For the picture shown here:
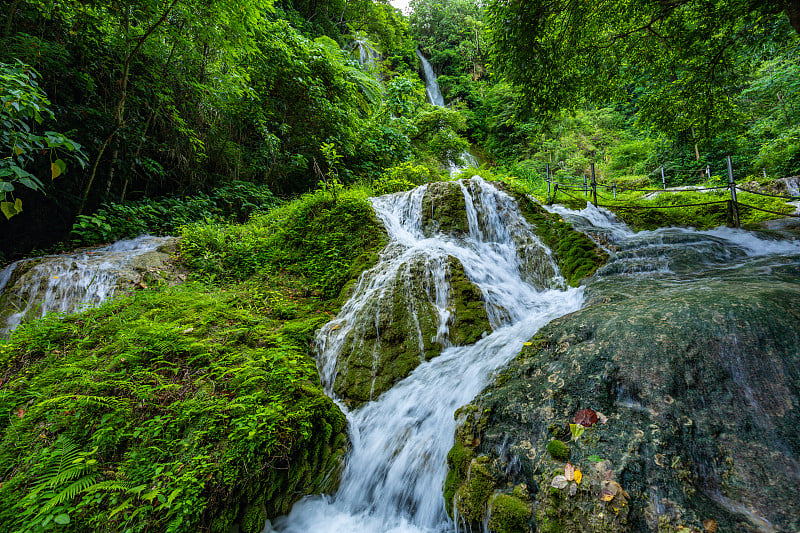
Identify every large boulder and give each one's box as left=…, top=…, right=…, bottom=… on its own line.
left=446, top=244, right=800, bottom=532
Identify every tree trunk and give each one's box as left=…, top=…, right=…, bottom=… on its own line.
left=3, top=0, right=22, bottom=38
left=787, top=0, right=800, bottom=34
left=76, top=0, right=180, bottom=216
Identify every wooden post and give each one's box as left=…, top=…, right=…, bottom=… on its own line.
left=706, top=165, right=711, bottom=180
left=591, top=163, right=597, bottom=207
left=763, top=169, right=767, bottom=178
left=584, top=175, right=588, bottom=197
left=613, top=183, right=616, bottom=199
left=546, top=163, right=551, bottom=203
left=727, top=155, right=739, bottom=228
left=553, top=184, right=559, bottom=203
left=661, top=165, right=666, bottom=189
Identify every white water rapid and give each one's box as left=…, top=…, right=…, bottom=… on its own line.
left=268, top=178, right=583, bottom=533
left=0, top=235, right=174, bottom=335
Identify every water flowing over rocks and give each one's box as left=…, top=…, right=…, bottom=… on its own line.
left=269, top=177, right=592, bottom=532
left=0, top=235, right=180, bottom=335
left=446, top=205, right=800, bottom=533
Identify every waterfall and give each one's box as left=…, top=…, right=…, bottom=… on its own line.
left=268, top=177, right=584, bottom=532
left=415, top=49, right=479, bottom=174
left=416, top=49, right=445, bottom=107
left=0, top=235, right=175, bottom=335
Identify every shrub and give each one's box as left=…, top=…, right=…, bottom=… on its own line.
left=71, top=182, right=279, bottom=246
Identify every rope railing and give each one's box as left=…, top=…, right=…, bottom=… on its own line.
left=738, top=202, right=800, bottom=218
left=542, top=156, right=799, bottom=228
left=735, top=186, right=800, bottom=201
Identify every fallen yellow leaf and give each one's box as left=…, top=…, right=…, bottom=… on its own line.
left=523, top=341, right=532, bottom=346
left=574, top=468, right=582, bottom=484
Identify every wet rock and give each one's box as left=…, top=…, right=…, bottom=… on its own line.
left=446, top=276, right=800, bottom=532
left=332, top=255, right=491, bottom=406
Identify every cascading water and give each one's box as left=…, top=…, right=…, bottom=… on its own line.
left=415, top=50, right=478, bottom=174
left=268, top=177, right=584, bottom=532
left=546, top=202, right=800, bottom=276
left=0, top=235, right=174, bottom=335
left=416, top=50, right=445, bottom=108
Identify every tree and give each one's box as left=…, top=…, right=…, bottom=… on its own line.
left=486, top=0, right=799, bottom=141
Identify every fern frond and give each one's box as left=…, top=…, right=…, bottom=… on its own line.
left=82, top=480, right=132, bottom=494
left=38, top=473, right=98, bottom=515
left=48, top=463, right=93, bottom=488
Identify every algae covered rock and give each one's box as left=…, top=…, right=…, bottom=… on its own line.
left=420, top=180, right=470, bottom=237
left=445, top=271, right=800, bottom=532
left=330, top=255, right=491, bottom=406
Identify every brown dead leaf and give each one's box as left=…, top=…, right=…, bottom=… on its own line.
left=573, top=408, right=598, bottom=427
left=599, top=488, right=615, bottom=501
left=16, top=408, right=24, bottom=418
left=703, top=519, right=718, bottom=533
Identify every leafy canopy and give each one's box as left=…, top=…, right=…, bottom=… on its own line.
left=486, top=0, right=799, bottom=140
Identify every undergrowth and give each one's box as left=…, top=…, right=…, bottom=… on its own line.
left=179, top=187, right=387, bottom=299
left=0, top=186, right=388, bottom=532
left=71, top=182, right=280, bottom=247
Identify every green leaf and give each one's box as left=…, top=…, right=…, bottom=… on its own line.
left=1, top=199, right=21, bottom=219
left=569, top=423, right=585, bottom=440
left=587, top=455, right=604, bottom=462
left=53, top=514, right=70, bottom=525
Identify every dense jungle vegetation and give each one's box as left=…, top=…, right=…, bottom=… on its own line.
left=2, top=0, right=798, bottom=261
left=1, top=0, right=800, bottom=530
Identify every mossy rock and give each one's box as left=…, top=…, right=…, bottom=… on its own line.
left=332, top=255, right=491, bottom=406
left=420, top=180, right=470, bottom=237
left=446, top=255, right=800, bottom=531
left=546, top=439, right=570, bottom=461
left=488, top=493, right=532, bottom=533
left=454, top=461, right=495, bottom=523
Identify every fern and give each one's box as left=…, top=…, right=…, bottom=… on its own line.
left=10, top=436, right=109, bottom=529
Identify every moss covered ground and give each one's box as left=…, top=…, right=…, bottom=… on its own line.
left=0, top=188, right=387, bottom=532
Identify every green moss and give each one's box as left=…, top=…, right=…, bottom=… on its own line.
left=444, top=442, right=475, bottom=516
left=448, top=257, right=492, bottom=345
left=488, top=493, right=532, bottom=533
left=500, top=183, right=607, bottom=286
left=547, top=439, right=570, bottom=461
left=420, top=180, right=470, bottom=237
left=240, top=497, right=268, bottom=533
left=454, top=461, right=495, bottom=523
